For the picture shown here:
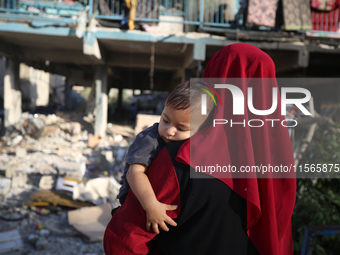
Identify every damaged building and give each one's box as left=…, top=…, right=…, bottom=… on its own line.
left=1, top=0, right=340, bottom=254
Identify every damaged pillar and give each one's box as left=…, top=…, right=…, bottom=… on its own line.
left=65, top=77, right=71, bottom=111
left=4, top=58, right=21, bottom=127
left=94, top=65, right=108, bottom=137
left=117, top=84, right=123, bottom=112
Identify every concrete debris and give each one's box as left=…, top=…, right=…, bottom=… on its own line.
left=87, top=134, right=101, bottom=148
left=41, top=125, right=61, bottom=137
left=11, top=172, right=28, bottom=189
left=15, top=146, right=27, bottom=157
left=106, top=123, right=134, bottom=138
left=56, top=177, right=82, bottom=193
left=134, top=113, right=161, bottom=136
left=56, top=160, right=86, bottom=180
left=41, top=114, right=61, bottom=125
left=0, top=111, right=137, bottom=254
left=68, top=203, right=112, bottom=242
left=39, top=175, right=55, bottom=190
left=5, top=164, right=17, bottom=178
left=8, top=135, right=23, bottom=146
left=0, top=229, right=23, bottom=254
left=73, top=177, right=120, bottom=206
left=22, top=114, right=45, bottom=139
left=35, top=237, right=47, bottom=250
left=27, top=234, right=38, bottom=245
left=59, top=122, right=82, bottom=136
left=0, top=178, right=11, bottom=196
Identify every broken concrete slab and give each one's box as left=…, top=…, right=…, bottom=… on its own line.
left=0, top=178, right=11, bottom=196
left=72, top=177, right=120, bottom=205
left=15, top=146, right=27, bottom=157
left=39, top=175, right=55, bottom=190
left=59, top=122, right=82, bottom=136
left=5, top=164, right=16, bottom=178
left=106, top=123, right=134, bottom=138
left=41, top=125, right=61, bottom=137
left=56, top=160, right=86, bottom=180
left=11, top=172, right=28, bottom=189
left=67, top=203, right=112, bottom=242
left=0, top=229, right=23, bottom=254
left=134, top=113, right=160, bottom=136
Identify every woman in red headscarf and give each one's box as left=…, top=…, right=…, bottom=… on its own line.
left=103, top=43, right=296, bottom=255
left=188, top=43, right=296, bottom=254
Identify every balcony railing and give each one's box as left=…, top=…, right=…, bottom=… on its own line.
left=90, top=0, right=242, bottom=29
left=0, top=0, right=86, bottom=15
left=1, top=0, right=340, bottom=37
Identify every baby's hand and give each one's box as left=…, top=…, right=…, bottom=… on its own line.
left=145, top=200, right=178, bottom=234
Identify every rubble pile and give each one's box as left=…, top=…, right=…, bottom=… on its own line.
left=0, top=112, right=136, bottom=255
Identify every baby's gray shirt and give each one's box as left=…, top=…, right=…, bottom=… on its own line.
left=117, top=123, right=166, bottom=202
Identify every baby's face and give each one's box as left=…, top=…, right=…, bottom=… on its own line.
left=158, top=105, right=194, bottom=143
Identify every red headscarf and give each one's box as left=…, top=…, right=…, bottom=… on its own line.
left=177, top=43, right=296, bottom=255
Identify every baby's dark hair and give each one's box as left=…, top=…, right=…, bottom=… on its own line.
left=166, top=81, right=214, bottom=115
left=165, top=80, right=215, bottom=132
left=166, top=81, right=191, bottom=110
left=166, top=81, right=206, bottom=111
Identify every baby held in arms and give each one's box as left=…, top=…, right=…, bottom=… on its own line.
left=116, top=80, right=214, bottom=234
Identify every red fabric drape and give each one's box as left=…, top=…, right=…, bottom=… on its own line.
left=177, top=43, right=296, bottom=255
left=104, top=148, right=181, bottom=255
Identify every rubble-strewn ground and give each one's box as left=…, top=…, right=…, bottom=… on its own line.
left=0, top=211, right=105, bottom=255
left=0, top=111, right=136, bottom=255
